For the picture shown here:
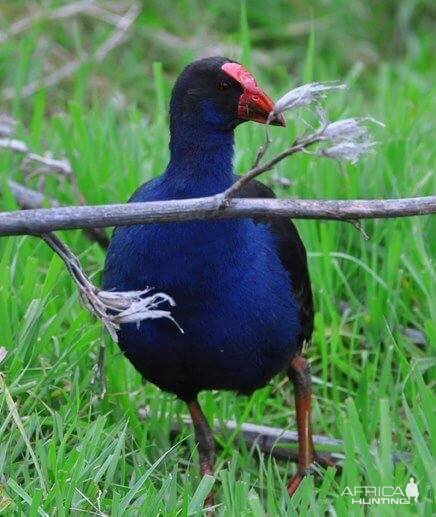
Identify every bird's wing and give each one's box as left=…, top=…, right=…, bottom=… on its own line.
left=127, top=176, right=162, bottom=203
left=238, top=179, right=314, bottom=346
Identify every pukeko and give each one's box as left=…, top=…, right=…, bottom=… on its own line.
left=103, top=56, right=329, bottom=498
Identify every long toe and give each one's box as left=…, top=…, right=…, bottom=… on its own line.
left=204, top=491, right=215, bottom=516
left=287, top=472, right=305, bottom=496
left=287, top=454, right=340, bottom=496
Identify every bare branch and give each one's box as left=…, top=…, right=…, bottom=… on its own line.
left=6, top=179, right=59, bottom=208
left=0, top=113, right=432, bottom=239
left=0, top=137, right=28, bottom=154
left=39, top=233, right=180, bottom=342
left=347, top=218, right=370, bottom=240
left=0, top=195, right=435, bottom=238
left=222, top=135, right=320, bottom=204
left=1, top=120, right=108, bottom=247
left=0, top=137, right=72, bottom=176
left=187, top=416, right=343, bottom=448
left=4, top=180, right=109, bottom=247
left=0, top=0, right=92, bottom=44
left=222, top=117, right=383, bottom=204
left=251, top=125, right=272, bottom=169
left=169, top=416, right=410, bottom=466
left=2, top=2, right=141, bottom=101
left=94, top=3, right=141, bottom=61
left=0, top=0, right=133, bottom=45
left=0, top=114, right=16, bottom=137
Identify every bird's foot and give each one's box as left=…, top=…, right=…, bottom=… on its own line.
left=200, top=462, right=215, bottom=514
left=200, top=467, right=215, bottom=509
left=287, top=463, right=318, bottom=496
left=287, top=454, right=339, bottom=496
left=200, top=474, right=215, bottom=516
left=287, top=470, right=305, bottom=496
left=204, top=494, right=215, bottom=517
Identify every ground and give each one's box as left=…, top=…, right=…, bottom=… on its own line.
left=0, top=1, right=434, bottom=515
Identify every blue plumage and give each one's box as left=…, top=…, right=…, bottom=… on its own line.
left=102, top=57, right=327, bottom=498
left=103, top=57, right=303, bottom=401
left=103, top=126, right=301, bottom=401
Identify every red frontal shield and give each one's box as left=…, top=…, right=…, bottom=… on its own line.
left=221, top=62, right=285, bottom=126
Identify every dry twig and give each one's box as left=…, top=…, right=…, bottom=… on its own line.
left=0, top=137, right=72, bottom=176
left=40, top=232, right=180, bottom=343
left=39, top=232, right=180, bottom=397
left=0, top=195, right=435, bottom=238
left=168, top=416, right=410, bottom=467
left=0, top=114, right=16, bottom=137
left=0, top=0, right=134, bottom=44
left=4, top=179, right=109, bottom=247
left=223, top=84, right=383, bottom=205
left=2, top=2, right=141, bottom=100
left=1, top=81, right=434, bottom=375
left=222, top=134, right=321, bottom=204
left=0, top=122, right=109, bottom=246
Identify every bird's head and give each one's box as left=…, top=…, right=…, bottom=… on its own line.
left=169, top=56, right=285, bottom=133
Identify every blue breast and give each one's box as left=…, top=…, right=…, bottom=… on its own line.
left=103, top=122, right=301, bottom=400
left=103, top=175, right=301, bottom=400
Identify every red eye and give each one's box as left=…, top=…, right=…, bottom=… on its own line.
left=218, top=80, right=231, bottom=91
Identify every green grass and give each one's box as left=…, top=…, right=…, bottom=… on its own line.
left=0, top=1, right=435, bottom=515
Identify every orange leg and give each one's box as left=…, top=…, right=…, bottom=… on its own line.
left=287, top=354, right=329, bottom=495
left=187, top=400, right=215, bottom=510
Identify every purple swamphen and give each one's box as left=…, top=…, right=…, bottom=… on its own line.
left=103, top=56, right=332, bottom=500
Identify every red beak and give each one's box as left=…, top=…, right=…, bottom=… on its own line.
left=221, top=62, right=285, bottom=126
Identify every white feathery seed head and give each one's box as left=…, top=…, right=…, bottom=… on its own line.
left=321, top=117, right=385, bottom=143
left=320, top=141, right=378, bottom=164
left=271, top=82, right=347, bottom=118
left=318, top=117, right=384, bottom=163
left=97, top=289, right=183, bottom=333
left=0, top=138, right=28, bottom=153
left=0, top=113, right=16, bottom=137
left=0, top=346, right=7, bottom=365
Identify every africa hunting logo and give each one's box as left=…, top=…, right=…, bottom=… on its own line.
left=341, top=478, right=420, bottom=505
